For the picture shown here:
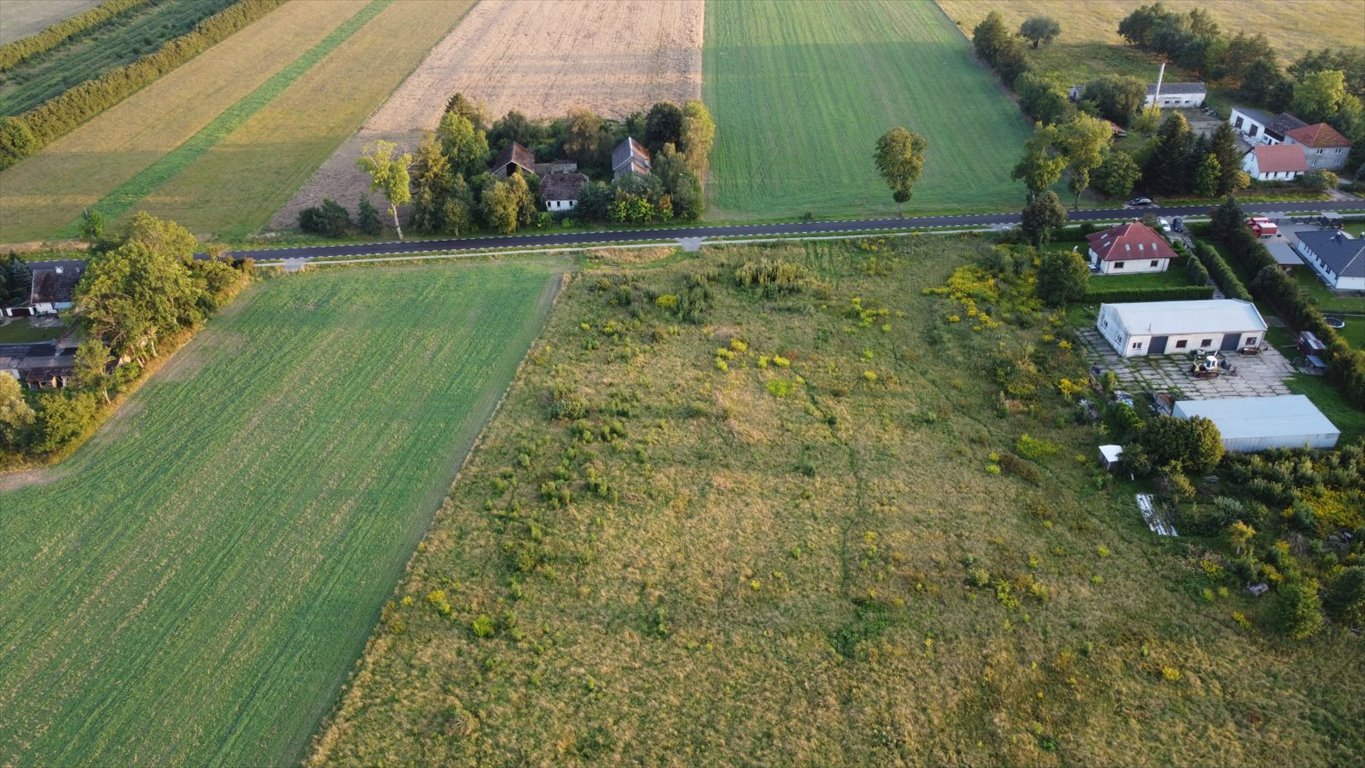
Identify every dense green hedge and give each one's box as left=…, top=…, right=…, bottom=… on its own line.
left=1191, top=241, right=1253, bottom=301
left=0, top=0, right=150, bottom=72
left=1208, top=198, right=1365, bottom=408
left=0, top=0, right=284, bottom=170
left=1085, top=285, right=1215, bottom=302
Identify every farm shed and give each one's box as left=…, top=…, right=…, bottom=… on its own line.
left=1096, top=299, right=1267, bottom=358
left=1172, top=395, right=1339, bottom=452
left=1294, top=230, right=1365, bottom=291
left=490, top=142, right=537, bottom=178
left=1144, top=81, right=1205, bottom=108
left=612, top=137, right=651, bottom=179
left=1263, top=239, right=1303, bottom=270
left=540, top=172, right=588, bottom=212
left=1086, top=222, right=1176, bottom=274
left=1098, top=444, right=1124, bottom=470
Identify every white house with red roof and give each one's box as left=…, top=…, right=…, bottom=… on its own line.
left=1242, top=143, right=1308, bottom=181
left=1284, top=122, right=1353, bottom=171
left=1085, top=222, right=1178, bottom=275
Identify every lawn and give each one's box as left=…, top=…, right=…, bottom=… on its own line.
left=0, top=0, right=235, bottom=116
left=0, top=317, right=68, bottom=343
left=1264, top=326, right=1365, bottom=444
left=308, top=237, right=1363, bottom=766
left=702, top=0, right=1032, bottom=220
left=138, top=0, right=474, bottom=240
left=0, top=0, right=369, bottom=244
left=0, top=259, right=561, bottom=766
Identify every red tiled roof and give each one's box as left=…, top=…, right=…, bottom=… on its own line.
left=1086, top=222, right=1178, bottom=262
left=1252, top=143, right=1308, bottom=173
left=1286, top=122, right=1352, bottom=149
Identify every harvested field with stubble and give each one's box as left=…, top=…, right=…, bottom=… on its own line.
left=0, top=260, right=562, bottom=767
left=308, top=238, right=1363, bottom=766
left=0, top=0, right=102, bottom=45
left=0, top=0, right=366, bottom=243
left=272, top=0, right=703, bottom=229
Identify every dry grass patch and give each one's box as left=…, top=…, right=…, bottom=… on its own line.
left=141, top=0, right=473, bottom=239
left=0, top=0, right=366, bottom=244
left=272, top=0, right=702, bottom=229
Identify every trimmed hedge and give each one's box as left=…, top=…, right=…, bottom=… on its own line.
left=1191, top=241, right=1253, bottom=301
left=1085, top=285, right=1215, bottom=303
left=0, top=0, right=150, bottom=72
left=0, top=0, right=285, bottom=170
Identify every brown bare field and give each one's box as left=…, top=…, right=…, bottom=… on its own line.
left=271, top=0, right=703, bottom=229
left=0, top=0, right=102, bottom=45
left=0, top=1, right=366, bottom=244
left=936, top=1, right=1365, bottom=63
left=141, top=0, right=473, bottom=239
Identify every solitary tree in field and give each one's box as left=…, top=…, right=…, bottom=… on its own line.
left=1019, top=16, right=1061, bottom=48
left=873, top=127, right=927, bottom=209
left=357, top=140, right=413, bottom=240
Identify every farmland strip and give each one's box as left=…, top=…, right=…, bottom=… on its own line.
left=0, top=0, right=150, bottom=70
left=72, top=0, right=392, bottom=234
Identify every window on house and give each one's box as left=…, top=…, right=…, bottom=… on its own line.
left=1246, top=337, right=1257, bottom=346
left=1113, top=261, right=1125, bottom=269
left=1131, top=342, right=1143, bottom=349
left=1150, top=260, right=1159, bottom=267
left=1200, top=338, right=1213, bottom=347
left=1175, top=340, right=1188, bottom=349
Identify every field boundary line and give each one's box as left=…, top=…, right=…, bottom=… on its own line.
left=67, top=0, right=393, bottom=235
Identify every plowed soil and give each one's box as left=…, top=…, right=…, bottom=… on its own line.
left=271, top=0, right=703, bottom=229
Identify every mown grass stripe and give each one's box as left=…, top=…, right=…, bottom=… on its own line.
left=67, top=0, right=390, bottom=235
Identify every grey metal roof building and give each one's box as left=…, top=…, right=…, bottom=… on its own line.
left=1172, top=395, right=1340, bottom=452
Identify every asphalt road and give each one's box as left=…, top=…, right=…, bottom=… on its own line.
left=225, top=199, right=1363, bottom=262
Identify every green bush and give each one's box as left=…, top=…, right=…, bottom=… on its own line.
left=1083, top=285, right=1215, bottom=302
left=35, top=391, right=101, bottom=453
left=298, top=199, right=353, bottom=237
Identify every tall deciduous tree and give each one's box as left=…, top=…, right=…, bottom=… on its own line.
left=74, top=339, right=113, bottom=402
left=644, top=102, right=684, bottom=154
left=76, top=236, right=198, bottom=359
left=1019, top=16, right=1061, bottom=48
left=481, top=179, right=521, bottom=234
left=444, top=92, right=487, bottom=130
left=873, top=127, right=927, bottom=207
left=1094, top=149, right=1141, bottom=198
left=1020, top=190, right=1068, bottom=247
left=1012, top=123, right=1066, bottom=197
left=679, top=100, right=716, bottom=176
left=1035, top=245, right=1088, bottom=305
left=972, top=11, right=1013, bottom=63
left=1057, top=113, right=1113, bottom=207
left=1015, top=72, right=1074, bottom=125
left=436, top=112, right=490, bottom=178
left=562, top=107, right=606, bottom=168
left=0, top=372, right=35, bottom=450
left=1083, top=75, right=1147, bottom=126
left=1292, top=69, right=1348, bottom=123
left=357, top=140, right=413, bottom=240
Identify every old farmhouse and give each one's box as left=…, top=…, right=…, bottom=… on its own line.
left=1242, top=143, right=1307, bottom=181
left=1086, top=222, right=1177, bottom=274
left=490, top=142, right=537, bottom=178
left=540, top=172, right=588, bottom=212
left=1284, top=123, right=1353, bottom=171
left=2, top=259, right=85, bottom=318
left=1096, top=299, right=1267, bottom=358
left=1294, top=230, right=1365, bottom=291
left=612, top=137, right=651, bottom=179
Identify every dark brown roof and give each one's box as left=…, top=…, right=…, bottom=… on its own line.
left=1086, top=223, right=1178, bottom=262
left=1267, top=112, right=1308, bottom=135
left=29, top=260, right=85, bottom=304
left=490, top=142, right=536, bottom=173
left=540, top=172, right=588, bottom=202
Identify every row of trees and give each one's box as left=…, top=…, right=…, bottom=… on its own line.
left=347, top=96, right=716, bottom=239
left=2, top=214, right=251, bottom=458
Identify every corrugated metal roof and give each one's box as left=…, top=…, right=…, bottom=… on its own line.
left=1147, top=82, right=1205, bottom=95
left=1103, top=299, right=1267, bottom=336
left=1173, top=395, right=1339, bottom=444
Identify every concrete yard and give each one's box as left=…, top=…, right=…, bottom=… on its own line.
left=1080, top=328, right=1295, bottom=398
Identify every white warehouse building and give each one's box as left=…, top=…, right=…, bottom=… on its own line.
left=1096, top=299, right=1267, bottom=358
left=1173, top=395, right=1340, bottom=452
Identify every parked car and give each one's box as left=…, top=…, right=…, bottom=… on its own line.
left=1157, top=217, right=1171, bottom=233
left=1172, top=217, right=1184, bottom=233
left=1127, top=197, right=1155, bottom=207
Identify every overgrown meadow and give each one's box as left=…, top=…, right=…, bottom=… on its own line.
left=312, top=237, right=1363, bottom=766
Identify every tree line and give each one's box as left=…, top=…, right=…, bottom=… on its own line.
left=0, top=0, right=286, bottom=171
left=324, top=95, right=716, bottom=241
left=1, top=213, right=251, bottom=460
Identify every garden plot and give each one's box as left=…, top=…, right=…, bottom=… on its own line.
left=271, top=0, right=703, bottom=229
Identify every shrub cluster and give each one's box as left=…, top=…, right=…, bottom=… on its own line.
left=1190, top=240, right=1252, bottom=301
left=1083, top=285, right=1215, bottom=303
left=0, top=0, right=285, bottom=169
left=0, top=0, right=150, bottom=71
left=734, top=259, right=811, bottom=298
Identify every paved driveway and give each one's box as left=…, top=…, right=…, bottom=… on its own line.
left=1080, top=329, right=1294, bottom=399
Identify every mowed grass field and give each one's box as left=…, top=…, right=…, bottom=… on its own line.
left=0, top=0, right=367, bottom=243
left=703, top=0, right=1032, bottom=220
left=0, top=260, right=561, bottom=766
left=139, top=0, right=474, bottom=240
left=0, top=0, right=236, bottom=115
left=937, top=1, right=1365, bottom=85
left=310, top=240, right=1363, bottom=766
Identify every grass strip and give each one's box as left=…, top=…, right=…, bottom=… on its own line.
left=70, top=0, right=390, bottom=234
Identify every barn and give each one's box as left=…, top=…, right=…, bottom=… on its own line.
left=490, top=142, right=537, bottom=178
left=1172, top=395, right=1339, bottom=452
left=1095, top=299, right=1267, bottom=357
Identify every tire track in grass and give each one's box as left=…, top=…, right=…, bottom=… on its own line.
left=66, top=0, right=391, bottom=235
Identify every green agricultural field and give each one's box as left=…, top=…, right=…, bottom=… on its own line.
left=0, top=260, right=561, bottom=766
left=703, top=0, right=1032, bottom=220
left=0, top=0, right=235, bottom=115
left=310, top=239, right=1364, bottom=766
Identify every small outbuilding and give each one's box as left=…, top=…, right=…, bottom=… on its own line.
left=1085, top=222, right=1177, bottom=274
left=1144, top=82, right=1206, bottom=108
left=1294, top=230, right=1365, bottom=291
left=1096, top=299, right=1267, bottom=357
left=490, top=142, right=537, bottom=179
left=1263, top=239, right=1303, bottom=271
left=1172, top=395, right=1340, bottom=452
left=1098, top=444, right=1124, bottom=470
left=611, top=137, right=651, bottom=179
left=540, top=172, right=588, bottom=212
